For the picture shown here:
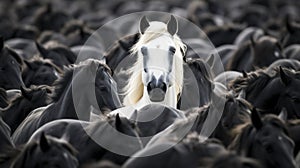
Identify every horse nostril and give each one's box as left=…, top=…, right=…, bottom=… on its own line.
left=147, top=82, right=154, bottom=92
left=160, top=82, right=167, bottom=92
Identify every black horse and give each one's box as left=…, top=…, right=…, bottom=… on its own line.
left=27, top=114, right=142, bottom=165
left=1, top=85, right=52, bottom=132
left=212, top=94, right=252, bottom=146
left=0, top=133, right=78, bottom=168
left=124, top=135, right=227, bottom=168
left=0, top=37, right=25, bottom=89
left=281, top=18, right=300, bottom=47
left=229, top=108, right=296, bottom=168
left=230, top=67, right=300, bottom=119
left=184, top=58, right=214, bottom=108
left=22, top=57, right=62, bottom=87
left=12, top=59, right=122, bottom=145
left=227, top=35, right=284, bottom=72
left=104, top=33, right=139, bottom=71
left=36, top=42, right=76, bottom=69
left=128, top=104, right=185, bottom=146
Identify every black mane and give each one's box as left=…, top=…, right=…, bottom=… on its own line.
left=51, top=60, right=112, bottom=102
left=230, top=67, right=299, bottom=94
left=25, top=56, right=62, bottom=73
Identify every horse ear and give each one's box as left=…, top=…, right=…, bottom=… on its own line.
left=20, top=86, right=33, bottom=100
left=242, top=71, right=247, bottom=78
left=35, top=42, right=48, bottom=57
left=119, top=39, right=131, bottom=50
left=89, top=60, right=98, bottom=72
left=24, top=60, right=34, bottom=70
left=286, top=17, right=294, bottom=34
left=238, top=90, right=246, bottom=99
left=279, top=66, right=291, bottom=86
left=139, top=16, right=150, bottom=34
left=40, top=132, right=50, bottom=152
left=206, top=54, right=214, bottom=67
left=167, top=15, right=178, bottom=36
left=131, top=110, right=138, bottom=122
left=115, top=113, right=122, bottom=131
left=250, top=36, right=256, bottom=47
left=0, top=36, right=3, bottom=50
left=79, top=27, right=85, bottom=38
left=279, top=108, right=288, bottom=121
left=251, top=108, right=263, bottom=130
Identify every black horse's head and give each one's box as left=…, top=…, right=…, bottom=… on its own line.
left=186, top=58, right=214, bottom=107
left=94, top=61, right=123, bottom=111
left=277, top=67, right=300, bottom=118
left=234, top=108, right=296, bottom=168
left=213, top=95, right=252, bottom=146
left=0, top=38, right=24, bottom=89
left=11, top=133, right=78, bottom=168
left=251, top=36, right=284, bottom=68
left=2, top=85, right=52, bottom=132
left=23, top=57, right=62, bottom=87
left=281, top=18, right=300, bottom=47
left=36, top=42, right=76, bottom=69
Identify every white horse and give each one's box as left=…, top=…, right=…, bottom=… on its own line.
left=110, top=15, right=186, bottom=118
left=124, top=15, right=186, bottom=110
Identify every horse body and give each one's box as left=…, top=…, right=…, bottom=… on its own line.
left=12, top=60, right=122, bottom=145
left=28, top=116, right=142, bottom=165
left=1, top=133, right=78, bottom=168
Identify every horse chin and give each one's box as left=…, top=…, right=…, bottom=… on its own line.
left=148, top=88, right=166, bottom=102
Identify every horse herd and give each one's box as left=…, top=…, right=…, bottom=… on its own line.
left=1, top=0, right=300, bottom=168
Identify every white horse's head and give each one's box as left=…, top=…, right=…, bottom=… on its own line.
left=123, top=15, right=186, bottom=107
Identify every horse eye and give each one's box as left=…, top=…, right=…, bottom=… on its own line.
left=169, top=47, right=176, bottom=54
left=99, top=86, right=107, bottom=92
left=11, top=60, right=15, bottom=65
left=264, top=144, right=273, bottom=153
left=274, top=51, right=280, bottom=58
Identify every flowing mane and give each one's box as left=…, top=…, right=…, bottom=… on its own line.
left=51, top=59, right=111, bottom=102
left=123, top=21, right=186, bottom=106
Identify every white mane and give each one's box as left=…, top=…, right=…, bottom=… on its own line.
left=123, top=21, right=186, bottom=106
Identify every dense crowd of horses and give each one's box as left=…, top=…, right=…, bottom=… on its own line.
left=1, top=0, right=300, bottom=167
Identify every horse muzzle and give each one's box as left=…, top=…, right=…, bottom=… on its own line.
left=147, top=81, right=167, bottom=102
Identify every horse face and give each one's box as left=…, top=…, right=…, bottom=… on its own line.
left=140, top=37, right=176, bottom=102
left=276, top=68, right=300, bottom=118
left=20, top=136, right=78, bottom=168
left=252, top=37, right=284, bottom=68
left=251, top=123, right=296, bottom=168
left=0, top=47, right=24, bottom=89
left=280, top=75, right=300, bottom=118
left=215, top=98, right=251, bottom=146
left=23, top=62, right=59, bottom=87
left=95, top=66, right=122, bottom=110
